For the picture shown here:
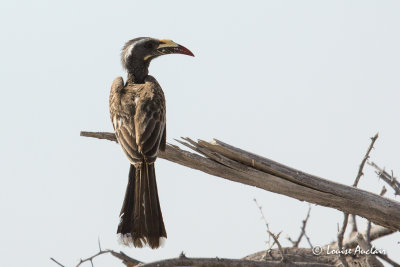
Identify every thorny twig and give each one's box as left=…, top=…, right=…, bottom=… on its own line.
left=267, top=231, right=288, bottom=263
left=353, top=133, right=379, bottom=187
left=253, top=198, right=271, bottom=247
left=76, top=250, right=111, bottom=267
left=253, top=198, right=288, bottom=262
left=368, top=161, right=400, bottom=196
left=337, top=133, right=378, bottom=267
left=51, top=240, right=141, bottom=267
left=288, top=205, right=312, bottom=248
left=303, top=232, right=313, bottom=248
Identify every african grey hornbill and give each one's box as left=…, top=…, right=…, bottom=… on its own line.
left=109, top=37, right=194, bottom=249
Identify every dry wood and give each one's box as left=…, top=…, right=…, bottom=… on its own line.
left=53, top=248, right=340, bottom=267
left=368, top=161, right=400, bottom=196
left=355, top=234, right=385, bottom=267
left=135, top=256, right=329, bottom=267
left=80, top=131, right=400, bottom=231
left=337, top=213, right=350, bottom=267
left=327, top=225, right=394, bottom=250
left=244, top=247, right=372, bottom=267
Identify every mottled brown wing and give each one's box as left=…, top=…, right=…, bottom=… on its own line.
left=109, top=76, right=142, bottom=163
left=160, top=124, right=166, bottom=151
left=134, top=87, right=166, bottom=163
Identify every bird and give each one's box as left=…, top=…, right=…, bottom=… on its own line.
left=109, top=37, right=194, bottom=249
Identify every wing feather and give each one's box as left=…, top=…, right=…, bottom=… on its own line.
left=143, top=121, right=162, bottom=154
left=110, top=75, right=165, bottom=164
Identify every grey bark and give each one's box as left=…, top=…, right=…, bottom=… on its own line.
left=80, top=131, right=400, bottom=231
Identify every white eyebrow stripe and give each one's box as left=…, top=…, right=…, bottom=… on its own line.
left=124, top=43, right=135, bottom=62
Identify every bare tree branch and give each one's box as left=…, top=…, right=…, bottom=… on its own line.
left=327, top=225, right=395, bottom=250
left=303, top=232, right=313, bottom=248
left=50, top=258, right=65, bottom=267
left=356, top=233, right=384, bottom=267
left=355, top=231, right=400, bottom=267
left=349, top=214, right=358, bottom=235
left=337, top=213, right=350, bottom=267
left=53, top=239, right=143, bottom=267
left=288, top=205, right=312, bottom=248
left=353, top=133, right=379, bottom=187
left=361, top=186, right=400, bottom=267
left=135, top=255, right=328, bottom=267
left=368, top=161, right=400, bottom=196
left=267, top=231, right=288, bottom=263
left=80, top=131, right=400, bottom=231
left=110, top=251, right=142, bottom=267
left=376, top=253, right=400, bottom=267
left=253, top=199, right=272, bottom=248
left=76, top=250, right=112, bottom=267
left=253, top=198, right=288, bottom=262
left=336, top=134, right=379, bottom=267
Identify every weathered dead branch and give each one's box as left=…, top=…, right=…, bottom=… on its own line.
left=327, top=225, right=395, bottom=250
left=53, top=247, right=376, bottom=267
left=80, top=131, right=400, bottom=231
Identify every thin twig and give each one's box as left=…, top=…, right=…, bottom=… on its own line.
left=337, top=213, right=350, bottom=267
left=267, top=231, right=288, bottom=263
left=368, top=161, right=400, bottom=196
left=365, top=221, right=372, bottom=245
left=253, top=198, right=271, bottom=247
left=75, top=250, right=142, bottom=267
left=357, top=232, right=400, bottom=267
left=353, top=133, right=379, bottom=187
left=304, top=232, right=313, bottom=248
left=349, top=214, right=358, bottom=234
left=253, top=199, right=288, bottom=262
left=326, top=225, right=395, bottom=250
left=76, top=250, right=111, bottom=267
left=380, top=186, right=387, bottom=197
left=356, top=234, right=385, bottom=267
left=98, top=237, right=101, bottom=252
left=50, top=258, right=65, bottom=267
left=376, top=254, right=400, bottom=267
left=288, top=205, right=312, bottom=248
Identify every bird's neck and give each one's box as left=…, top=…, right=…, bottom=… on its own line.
left=127, top=60, right=150, bottom=84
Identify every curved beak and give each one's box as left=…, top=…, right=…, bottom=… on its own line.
left=155, top=39, right=194, bottom=57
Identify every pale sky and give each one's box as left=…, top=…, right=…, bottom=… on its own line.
left=1, top=1, right=399, bottom=266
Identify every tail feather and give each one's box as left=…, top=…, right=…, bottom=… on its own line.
left=117, top=162, right=167, bottom=249
left=117, top=165, right=136, bottom=234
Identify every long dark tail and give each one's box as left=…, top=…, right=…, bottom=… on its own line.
left=117, top=162, right=167, bottom=249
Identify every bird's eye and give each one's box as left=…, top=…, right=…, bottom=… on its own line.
left=144, top=42, right=154, bottom=49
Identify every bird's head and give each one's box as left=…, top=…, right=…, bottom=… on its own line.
left=121, top=37, right=194, bottom=73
